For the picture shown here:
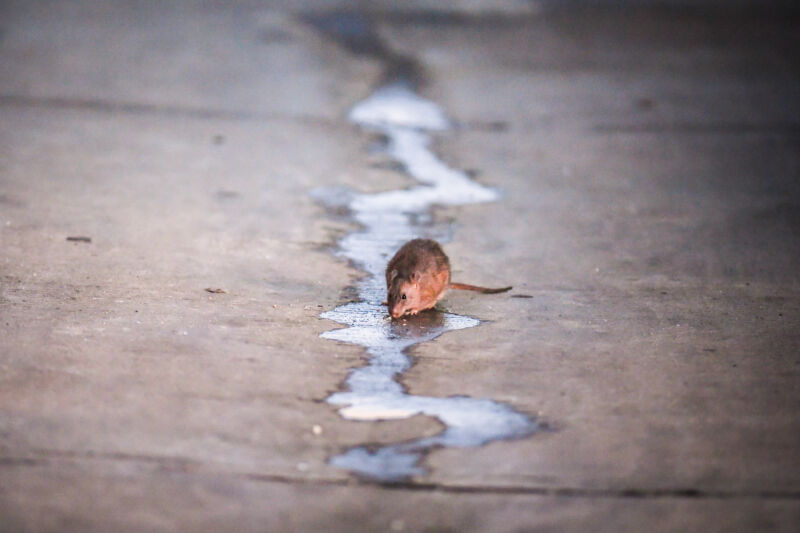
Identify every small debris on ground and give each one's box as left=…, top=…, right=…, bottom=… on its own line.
left=204, top=288, right=226, bottom=294
left=66, top=236, right=92, bottom=243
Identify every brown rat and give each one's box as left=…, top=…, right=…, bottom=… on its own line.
left=385, top=238, right=511, bottom=319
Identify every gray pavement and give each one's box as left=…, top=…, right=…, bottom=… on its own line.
left=1, top=1, right=799, bottom=532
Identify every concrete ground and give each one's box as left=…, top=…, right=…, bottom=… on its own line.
left=1, top=1, right=799, bottom=531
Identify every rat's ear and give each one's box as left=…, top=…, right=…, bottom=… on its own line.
left=389, top=269, right=398, bottom=283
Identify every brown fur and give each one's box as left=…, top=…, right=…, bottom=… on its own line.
left=385, top=239, right=511, bottom=319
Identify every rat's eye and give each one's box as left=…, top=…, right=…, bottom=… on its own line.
left=401, top=294, right=406, bottom=300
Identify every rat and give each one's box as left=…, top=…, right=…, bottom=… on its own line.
left=385, top=238, right=511, bottom=319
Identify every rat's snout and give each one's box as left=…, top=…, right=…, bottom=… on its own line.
left=388, top=299, right=406, bottom=319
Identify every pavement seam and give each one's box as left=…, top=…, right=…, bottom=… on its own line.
left=0, top=93, right=338, bottom=126
left=4, top=451, right=799, bottom=501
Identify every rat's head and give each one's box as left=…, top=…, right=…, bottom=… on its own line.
left=387, top=269, right=422, bottom=319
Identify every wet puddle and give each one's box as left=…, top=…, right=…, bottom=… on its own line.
left=314, top=83, right=539, bottom=482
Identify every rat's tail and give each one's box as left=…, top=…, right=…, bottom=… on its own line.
left=449, top=282, right=512, bottom=294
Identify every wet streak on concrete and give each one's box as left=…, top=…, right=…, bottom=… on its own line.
left=316, top=83, right=538, bottom=483
left=302, top=11, right=424, bottom=89
left=309, top=12, right=538, bottom=482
